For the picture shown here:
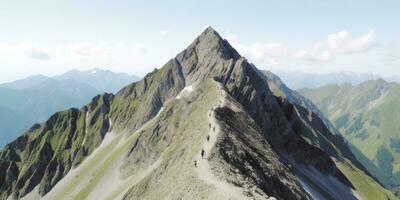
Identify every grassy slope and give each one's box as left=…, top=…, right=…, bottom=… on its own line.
left=1, top=58, right=185, bottom=199
left=44, top=80, right=220, bottom=199
left=298, top=80, right=400, bottom=194
left=338, top=160, right=398, bottom=200
left=268, top=78, right=397, bottom=199
left=0, top=93, right=113, bottom=199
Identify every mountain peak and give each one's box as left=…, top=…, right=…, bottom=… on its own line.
left=191, top=26, right=240, bottom=59
left=174, top=27, right=242, bottom=84
left=194, top=26, right=224, bottom=47
left=199, top=26, right=220, bottom=38
left=202, top=26, right=217, bottom=33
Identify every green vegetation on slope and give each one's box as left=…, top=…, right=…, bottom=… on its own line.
left=338, top=160, right=398, bottom=200
left=0, top=94, right=112, bottom=199
left=46, top=79, right=221, bottom=199
left=298, top=79, right=400, bottom=195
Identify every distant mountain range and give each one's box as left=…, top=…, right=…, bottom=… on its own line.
left=298, top=79, right=400, bottom=196
left=0, top=69, right=139, bottom=147
left=54, top=68, right=140, bottom=93
left=274, top=71, right=400, bottom=89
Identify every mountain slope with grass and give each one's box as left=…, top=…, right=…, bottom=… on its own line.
left=0, top=70, right=138, bottom=147
left=298, top=79, right=400, bottom=196
left=0, top=80, right=102, bottom=147
left=0, top=27, right=396, bottom=200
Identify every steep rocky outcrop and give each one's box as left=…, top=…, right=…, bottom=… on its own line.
left=173, top=27, right=357, bottom=186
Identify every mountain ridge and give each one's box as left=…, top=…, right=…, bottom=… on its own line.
left=274, top=70, right=399, bottom=89
left=0, top=27, right=396, bottom=200
left=54, top=68, right=139, bottom=93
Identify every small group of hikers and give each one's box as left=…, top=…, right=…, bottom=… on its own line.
left=194, top=134, right=211, bottom=168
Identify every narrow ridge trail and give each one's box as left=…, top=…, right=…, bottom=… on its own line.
left=194, top=84, right=244, bottom=200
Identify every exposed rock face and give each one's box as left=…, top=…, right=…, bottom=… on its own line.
left=173, top=27, right=356, bottom=186
left=0, top=94, right=113, bottom=199
left=111, top=59, right=186, bottom=133
left=212, top=105, right=310, bottom=200
left=0, top=27, right=396, bottom=200
left=262, top=70, right=370, bottom=177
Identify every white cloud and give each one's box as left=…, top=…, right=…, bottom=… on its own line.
left=295, top=42, right=333, bottom=62
left=25, top=48, right=51, bottom=60
left=0, top=42, right=52, bottom=60
left=131, top=44, right=147, bottom=54
left=0, top=41, right=150, bottom=76
left=159, top=30, right=169, bottom=36
left=327, top=30, right=377, bottom=53
left=68, top=42, right=147, bottom=59
left=296, top=30, right=377, bottom=62
left=247, top=42, right=288, bottom=60
left=224, top=33, right=288, bottom=66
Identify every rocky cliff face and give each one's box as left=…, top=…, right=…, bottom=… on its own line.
left=0, top=27, right=396, bottom=200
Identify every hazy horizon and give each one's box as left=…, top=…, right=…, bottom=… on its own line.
left=1, top=0, right=400, bottom=82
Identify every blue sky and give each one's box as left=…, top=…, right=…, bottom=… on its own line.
left=1, top=0, right=399, bottom=83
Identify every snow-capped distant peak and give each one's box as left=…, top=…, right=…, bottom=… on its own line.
left=91, top=70, right=97, bottom=74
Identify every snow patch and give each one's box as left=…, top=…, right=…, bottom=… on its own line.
left=176, top=85, right=194, bottom=99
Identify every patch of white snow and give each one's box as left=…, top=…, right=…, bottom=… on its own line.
left=175, top=85, right=195, bottom=99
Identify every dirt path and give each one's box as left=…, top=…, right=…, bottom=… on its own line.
left=194, top=85, right=244, bottom=199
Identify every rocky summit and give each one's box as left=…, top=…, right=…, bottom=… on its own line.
left=0, top=27, right=397, bottom=200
